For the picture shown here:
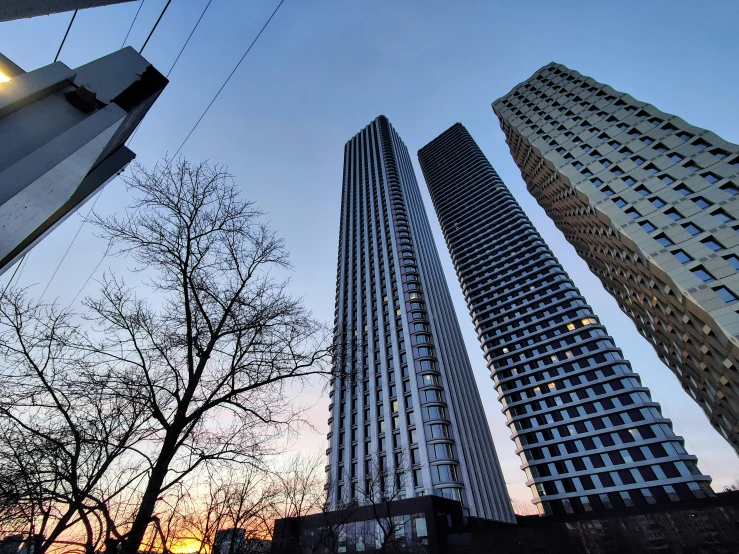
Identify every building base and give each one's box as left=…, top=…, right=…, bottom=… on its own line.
left=272, top=491, right=739, bottom=553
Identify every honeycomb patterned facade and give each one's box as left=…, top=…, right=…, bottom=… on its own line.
left=418, top=123, right=713, bottom=516
left=493, top=62, right=739, bottom=456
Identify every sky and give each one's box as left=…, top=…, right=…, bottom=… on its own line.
left=2, top=0, right=739, bottom=510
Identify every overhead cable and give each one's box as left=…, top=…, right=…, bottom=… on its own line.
left=173, top=0, right=286, bottom=157
left=54, top=9, right=78, bottom=62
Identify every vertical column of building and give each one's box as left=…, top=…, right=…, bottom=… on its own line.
left=327, top=116, right=514, bottom=522
left=492, top=63, right=739, bottom=456
left=419, top=123, right=713, bottom=516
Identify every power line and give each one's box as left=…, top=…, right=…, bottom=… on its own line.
left=54, top=9, right=78, bottom=62
left=122, top=0, right=146, bottom=48
left=173, top=0, right=286, bottom=157
left=69, top=245, right=111, bottom=307
left=140, top=0, right=172, bottom=54
left=39, top=190, right=105, bottom=301
left=125, top=0, right=215, bottom=147
left=166, top=0, right=214, bottom=79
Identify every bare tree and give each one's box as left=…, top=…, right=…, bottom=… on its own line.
left=0, top=158, right=333, bottom=553
left=0, top=290, right=151, bottom=554
left=87, top=158, right=333, bottom=554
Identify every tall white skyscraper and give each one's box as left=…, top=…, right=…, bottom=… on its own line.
left=327, top=115, right=514, bottom=522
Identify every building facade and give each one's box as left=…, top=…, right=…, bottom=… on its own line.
left=327, top=116, right=514, bottom=522
left=493, top=63, right=739, bottom=455
left=418, top=123, right=713, bottom=516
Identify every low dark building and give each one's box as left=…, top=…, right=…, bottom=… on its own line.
left=272, top=491, right=739, bottom=553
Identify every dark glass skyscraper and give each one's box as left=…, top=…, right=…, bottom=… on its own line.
left=327, top=116, right=514, bottom=522
left=418, top=123, right=713, bottom=516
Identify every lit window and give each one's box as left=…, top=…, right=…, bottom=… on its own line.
left=581, top=318, right=597, bottom=325
left=567, top=323, right=576, bottom=331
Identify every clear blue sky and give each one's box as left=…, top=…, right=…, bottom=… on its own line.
left=2, top=0, right=739, bottom=507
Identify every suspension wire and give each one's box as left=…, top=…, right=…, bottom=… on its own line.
left=126, top=0, right=215, bottom=147
left=122, top=0, right=146, bottom=48
left=39, top=190, right=105, bottom=301
left=173, top=0, right=286, bottom=157
left=140, top=0, right=172, bottom=54
left=43, top=0, right=286, bottom=302
left=54, top=10, right=78, bottom=62
left=0, top=254, right=26, bottom=303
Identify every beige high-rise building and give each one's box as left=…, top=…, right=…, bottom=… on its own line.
left=493, top=63, right=739, bottom=455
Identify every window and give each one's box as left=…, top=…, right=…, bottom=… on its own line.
left=623, top=176, right=637, bottom=186
left=701, top=238, right=723, bottom=252
left=644, top=164, right=659, bottom=174
left=683, top=161, right=701, bottom=172
left=635, top=185, right=649, bottom=196
left=591, top=178, right=603, bottom=187
left=653, top=143, right=668, bottom=153
left=664, top=208, right=683, bottom=221
left=602, top=187, right=615, bottom=197
left=724, top=255, right=739, bottom=271
left=673, top=250, right=693, bottom=264
left=641, top=221, right=656, bottom=232
left=702, top=172, right=721, bottom=184
left=693, top=197, right=712, bottom=209
left=677, top=132, right=694, bottom=141
left=655, top=234, right=674, bottom=247
left=683, top=223, right=703, bottom=236
left=669, top=153, right=685, bottom=163
left=660, top=174, right=675, bottom=184
left=714, top=287, right=739, bottom=305
left=601, top=159, right=612, bottom=168
left=640, top=136, right=653, bottom=145
left=613, top=197, right=626, bottom=207
left=573, top=161, right=583, bottom=169
left=625, top=208, right=640, bottom=220
left=650, top=197, right=666, bottom=208
left=632, top=156, right=646, bottom=165
left=712, top=209, right=734, bottom=223
left=610, top=166, right=624, bottom=175
left=675, top=184, right=693, bottom=196
left=693, top=138, right=711, bottom=149
left=692, top=267, right=715, bottom=282
left=721, top=183, right=739, bottom=196
left=711, top=148, right=729, bottom=160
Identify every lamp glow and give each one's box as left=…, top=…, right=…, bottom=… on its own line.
left=0, top=70, right=10, bottom=83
